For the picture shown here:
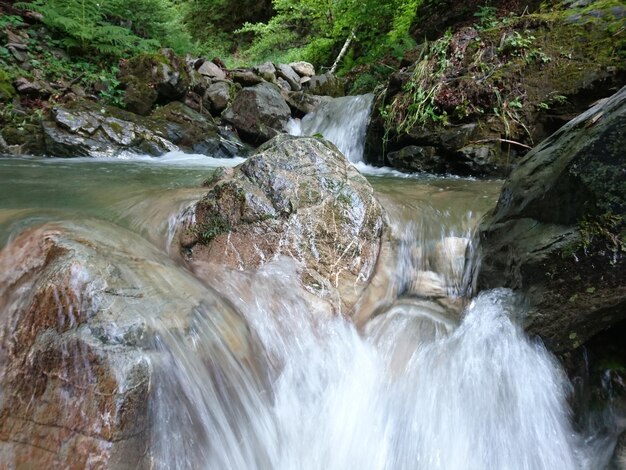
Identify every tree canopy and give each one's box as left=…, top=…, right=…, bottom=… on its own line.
left=14, top=0, right=421, bottom=71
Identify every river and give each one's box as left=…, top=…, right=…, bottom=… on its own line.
left=0, top=98, right=619, bottom=468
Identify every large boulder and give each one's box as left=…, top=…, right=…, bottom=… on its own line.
left=476, top=85, right=626, bottom=353
left=366, top=7, right=626, bottom=177
left=0, top=221, right=262, bottom=468
left=40, top=101, right=245, bottom=158
left=119, top=49, right=191, bottom=115
left=222, top=82, right=292, bottom=144
left=178, top=135, right=386, bottom=314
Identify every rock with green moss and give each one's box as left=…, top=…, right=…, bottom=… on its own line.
left=476, top=85, right=626, bottom=353
left=118, top=49, right=190, bottom=115
left=368, top=2, right=626, bottom=177
left=306, top=73, right=345, bottom=97
left=0, top=70, right=16, bottom=102
left=178, top=135, right=386, bottom=314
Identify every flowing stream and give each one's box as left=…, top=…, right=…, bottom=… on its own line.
left=0, top=98, right=619, bottom=469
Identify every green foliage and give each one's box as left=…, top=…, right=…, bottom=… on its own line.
left=15, top=0, right=194, bottom=57
left=473, top=5, right=498, bottom=29
left=195, top=216, right=232, bottom=244
left=182, top=0, right=273, bottom=53
left=237, top=0, right=420, bottom=69
left=0, top=15, right=25, bottom=29
left=382, top=31, right=452, bottom=135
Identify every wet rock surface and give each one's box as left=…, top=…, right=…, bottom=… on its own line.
left=0, top=220, right=262, bottom=468
left=40, top=101, right=245, bottom=158
left=477, top=85, right=626, bottom=353
left=179, top=135, right=385, bottom=314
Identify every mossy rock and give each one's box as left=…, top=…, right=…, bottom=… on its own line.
left=122, top=76, right=158, bottom=116
left=371, top=1, right=626, bottom=177
left=2, top=123, right=46, bottom=154
left=477, top=85, right=626, bottom=353
left=119, top=49, right=190, bottom=104
left=0, top=69, right=16, bottom=102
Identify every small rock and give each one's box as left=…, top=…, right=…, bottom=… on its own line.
left=222, top=82, right=292, bottom=144
left=275, top=64, right=301, bottom=91
left=282, top=91, right=332, bottom=115
left=387, top=146, right=442, bottom=173
left=307, top=73, right=345, bottom=97
left=276, top=77, right=291, bottom=91
left=254, top=62, right=276, bottom=82
left=7, top=45, right=28, bottom=63
left=231, top=70, right=263, bottom=86
left=196, top=60, right=226, bottom=80
left=204, top=81, right=232, bottom=114
left=289, top=61, right=316, bottom=77
left=13, top=77, right=51, bottom=97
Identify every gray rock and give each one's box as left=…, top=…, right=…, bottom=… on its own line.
left=289, top=61, right=316, bottom=77
left=387, top=146, right=442, bottom=173
left=254, top=62, right=276, bottom=82
left=222, top=82, right=292, bottom=144
left=178, top=135, right=385, bottom=313
left=204, top=81, right=233, bottom=114
left=456, top=144, right=500, bottom=175
left=231, top=70, right=263, bottom=87
left=275, top=64, right=301, bottom=91
left=40, top=101, right=245, bottom=159
left=307, top=73, right=345, bottom=97
left=196, top=60, right=226, bottom=80
left=476, top=85, right=626, bottom=353
left=118, top=49, right=190, bottom=113
left=282, top=91, right=332, bottom=115
left=0, top=133, right=10, bottom=154
left=7, top=45, right=28, bottom=63
left=13, top=77, right=51, bottom=97
left=276, top=77, right=291, bottom=91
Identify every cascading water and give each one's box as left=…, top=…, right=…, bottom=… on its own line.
left=289, top=94, right=374, bottom=163
left=0, top=110, right=621, bottom=468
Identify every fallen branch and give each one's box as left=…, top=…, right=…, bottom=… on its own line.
left=329, top=29, right=356, bottom=75
left=471, top=138, right=532, bottom=149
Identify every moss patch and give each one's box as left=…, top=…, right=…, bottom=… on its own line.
left=0, top=69, right=16, bottom=102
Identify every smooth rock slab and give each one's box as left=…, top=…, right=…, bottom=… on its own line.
left=0, top=220, right=263, bottom=468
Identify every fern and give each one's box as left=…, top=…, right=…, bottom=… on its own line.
left=15, top=0, right=186, bottom=56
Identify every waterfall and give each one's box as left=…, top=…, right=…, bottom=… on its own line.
left=0, top=119, right=619, bottom=468
left=290, top=94, right=374, bottom=163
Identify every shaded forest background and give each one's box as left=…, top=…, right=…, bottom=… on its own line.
left=1, top=0, right=540, bottom=74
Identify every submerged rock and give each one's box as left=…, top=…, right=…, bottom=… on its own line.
left=178, top=135, right=386, bottom=314
left=476, top=85, right=626, bottom=353
left=0, top=221, right=263, bottom=468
